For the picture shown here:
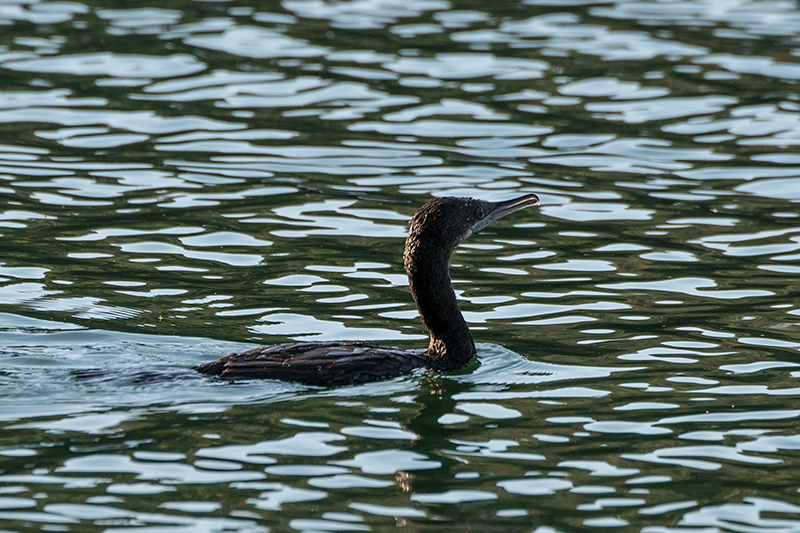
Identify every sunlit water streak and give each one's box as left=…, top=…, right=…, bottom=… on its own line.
left=1, top=0, right=800, bottom=531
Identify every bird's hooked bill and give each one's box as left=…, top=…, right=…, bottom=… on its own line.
left=493, top=193, right=540, bottom=213
left=487, top=193, right=540, bottom=223
left=467, top=193, right=540, bottom=237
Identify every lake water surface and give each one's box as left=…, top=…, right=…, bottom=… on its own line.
left=2, top=0, right=800, bottom=531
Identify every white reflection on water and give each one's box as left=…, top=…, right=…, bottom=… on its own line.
left=185, top=26, right=330, bottom=59
left=333, top=450, right=441, bottom=474
left=4, top=52, right=205, bottom=78
left=599, top=277, right=773, bottom=299
left=499, top=13, right=708, bottom=60
left=283, top=0, right=450, bottom=29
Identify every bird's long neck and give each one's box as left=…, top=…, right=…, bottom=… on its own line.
left=404, top=231, right=475, bottom=371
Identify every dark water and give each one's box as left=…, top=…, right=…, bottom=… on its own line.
left=2, top=0, right=800, bottom=530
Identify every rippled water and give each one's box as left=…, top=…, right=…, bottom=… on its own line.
left=2, top=0, right=800, bottom=530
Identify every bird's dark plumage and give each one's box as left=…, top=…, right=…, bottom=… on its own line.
left=195, top=342, right=428, bottom=387
left=195, top=194, right=540, bottom=386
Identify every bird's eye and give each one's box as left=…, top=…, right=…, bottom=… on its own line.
left=475, top=205, right=486, bottom=219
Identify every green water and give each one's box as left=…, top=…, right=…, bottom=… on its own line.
left=2, top=0, right=800, bottom=531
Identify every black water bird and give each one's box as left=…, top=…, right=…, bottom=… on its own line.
left=195, top=194, right=540, bottom=386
